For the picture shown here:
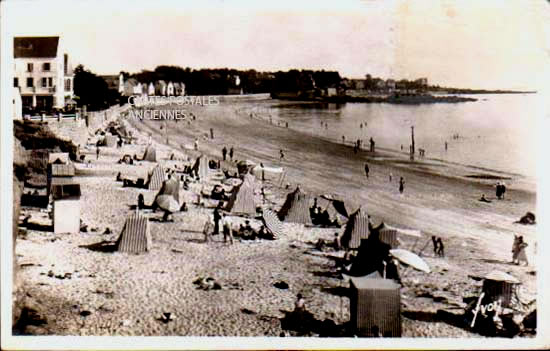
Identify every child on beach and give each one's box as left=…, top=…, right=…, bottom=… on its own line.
left=222, top=213, right=234, bottom=245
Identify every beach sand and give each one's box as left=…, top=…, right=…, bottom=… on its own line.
left=14, top=98, right=536, bottom=337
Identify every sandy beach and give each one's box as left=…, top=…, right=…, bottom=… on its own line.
left=14, top=97, right=537, bottom=337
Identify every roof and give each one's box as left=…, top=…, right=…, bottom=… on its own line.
left=50, top=163, right=75, bottom=177
left=350, top=277, right=400, bottom=290
left=51, top=184, right=81, bottom=200
left=484, top=270, right=520, bottom=284
left=48, top=152, right=70, bottom=164
left=14, top=37, right=59, bottom=58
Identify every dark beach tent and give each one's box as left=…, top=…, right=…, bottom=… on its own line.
left=116, top=214, right=152, bottom=254
left=192, top=155, right=209, bottom=180
left=320, top=194, right=349, bottom=218
left=316, top=196, right=347, bottom=223
left=374, top=222, right=399, bottom=249
left=142, top=145, right=157, bottom=162
left=349, top=276, right=402, bottom=337
left=278, top=187, right=313, bottom=225
left=147, top=165, right=165, bottom=190
left=225, top=174, right=256, bottom=215
left=481, top=271, right=521, bottom=309
left=341, top=206, right=370, bottom=250
left=262, top=208, right=284, bottom=238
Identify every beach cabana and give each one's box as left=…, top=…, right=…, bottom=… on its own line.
left=278, top=187, right=312, bottom=225
left=225, top=174, right=257, bottom=215
left=47, top=163, right=75, bottom=195
left=142, top=145, right=157, bottom=162
left=156, top=177, right=180, bottom=204
left=51, top=184, right=81, bottom=234
left=48, top=152, right=70, bottom=164
left=192, top=155, right=209, bottom=181
left=481, top=271, right=521, bottom=309
left=340, top=206, right=370, bottom=250
left=349, top=276, right=402, bottom=337
left=146, top=165, right=165, bottom=190
left=116, top=213, right=152, bottom=254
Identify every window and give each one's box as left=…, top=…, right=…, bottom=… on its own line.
left=42, top=78, right=47, bottom=87
left=64, top=79, right=71, bottom=91
left=27, top=63, right=33, bottom=72
left=14, top=78, right=18, bottom=87
left=26, top=78, right=33, bottom=87
left=43, top=62, right=50, bottom=71
left=48, top=78, right=53, bottom=87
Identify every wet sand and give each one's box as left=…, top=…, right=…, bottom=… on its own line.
left=15, top=98, right=536, bottom=337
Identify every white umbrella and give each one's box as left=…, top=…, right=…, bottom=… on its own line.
left=390, top=249, right=431, bottom=273
left=156, top=195, right=180, bottom=213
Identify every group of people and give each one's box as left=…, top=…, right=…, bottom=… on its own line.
left=310, top=198, right=340, bottom=228
left=221, top=146, right=234, bottom=162
left=496, top=181, right=506, bottom=199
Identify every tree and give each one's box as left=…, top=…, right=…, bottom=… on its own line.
left=73, top=65, right=120, bottom=111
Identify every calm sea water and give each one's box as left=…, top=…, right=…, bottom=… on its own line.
left=259, top=94, right=539, bottom=179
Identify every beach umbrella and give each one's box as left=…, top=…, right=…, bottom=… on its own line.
left=390, top=249, right=431, bottom=273
left=155, top=195, right=180, bottom=213
left=262, top=208, right=284, bottom=237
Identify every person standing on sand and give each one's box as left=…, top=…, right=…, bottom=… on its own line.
left=436, top=238, right=445, bottom=257
left=194, top=138, right=199, bottom=151
left=222, top=213, right=234, bottom=245
left=389, top=172, right=393, bottom=182
left=222, top=146, right=227, bottom=161
left=229, top=147, right=234, bottom=161
left=399, top=177, right=405, bottom=194
left=364, top=163, right=370, bottom=179
left=213, top=205, right=222, bottom=235
left=280, top=149, right=285, bottom=161
left=203, top=216, right=213, bottom=242
left=96, top=146, right=100, bottom=160
left=512, top=236, right=528, bottom=265
left=445, top=141, right=448, bottom=151
left=342, top=135, right=345, bottom=143
left=210, top=128, right=214, bottom=139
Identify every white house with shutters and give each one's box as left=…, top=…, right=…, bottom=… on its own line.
left=13, top=36, right=74, bottom=111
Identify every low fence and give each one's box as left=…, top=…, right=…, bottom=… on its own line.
left=24, top=113, right=80, bottom=122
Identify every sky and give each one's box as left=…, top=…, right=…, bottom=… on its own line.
left=2, top=0, right=549, bottom=90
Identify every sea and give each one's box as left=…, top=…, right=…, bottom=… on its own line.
left=249, top=93, right=540, bottom=181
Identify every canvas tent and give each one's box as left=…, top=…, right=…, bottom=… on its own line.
left=225, top=174, right=257, bottom=215
left=156, top=177, right=180, bottom=204
left=147, top=165, right=165, bottom=190
left=278, top=187, right=312, bottom=225
left=48, top=152, right=70, bottom=164
left=142, top=145, right=157, bottom=162
left=192, top=155, right=209, bottom=181
left=315, top=196, right=347, bottom=223
left=341, top=206, right=370, bottom=250
left=116, top=214, right=152, bottom=254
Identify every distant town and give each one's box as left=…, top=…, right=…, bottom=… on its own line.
left=12, top=36, right=534, bottom=117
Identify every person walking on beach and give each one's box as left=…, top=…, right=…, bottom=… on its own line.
left=445, top=141, right=448, bottom=151
left=96, top=146, right=100, bottom=160
left=364, top=163, right=370, bottom=179
left=342, top=135, right=345, bottom=143
left=280, top=149, right=285, bottom=161
left=229, top=147, right=234, bottom=161
left=389, top=172, right=393, bottom=182
left=210, top=128, right=214, bottom=139
left=194, top=138, right=199, bottom=151
left=222, top=146, right=227, bottom=161
left=369, top=137, right=375, bottom=152
left=399, top=177, right=405, bottom=194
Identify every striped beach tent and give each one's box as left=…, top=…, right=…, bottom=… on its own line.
left=225, top=175, right=257, bottom=215
left=278, top=187, right=313, bottom=225
left=116, top=214, right=152, bottom=254
left=147, top=165, right=165, bottom=190
left=142, top=145, right=157, bottom=162
left=262, top=208, right=284, bottom=238
left=341, top=206, right=370, bottom=249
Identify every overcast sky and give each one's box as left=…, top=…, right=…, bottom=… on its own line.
left=3, top=0, right=549, bottom=90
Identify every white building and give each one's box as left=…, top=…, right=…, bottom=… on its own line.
left=13, top=36, right=74, bottom=111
